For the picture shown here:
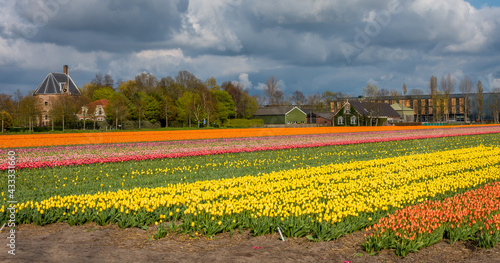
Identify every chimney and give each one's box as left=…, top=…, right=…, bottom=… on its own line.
left=63, top=65, right=69, bottom=75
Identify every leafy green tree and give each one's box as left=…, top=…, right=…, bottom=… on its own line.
left=158, top=76, right=186, bottom=101
left=205, top=77, right=220, bottom=91
left=176, top=91, right=201, bottom=127
left=106, top=93, right=129, bottom=129
left=143, top=94, right=161, bottom=123
left=49, top=94, right=78, bottom=131
left=0, top=94, right=14, bottom=133
left=212, top=90, right=235, bottom=124
left=222, top=81, right=258, bottom=118
left=241, top=92, right=258, bottom=118
left=19, top=92, right=43, bottom=131
left=0, top=111, right=13, bottom=133
left=160, top=96, right=177, bottom=128
left=92, top=87, right=116, bottom=101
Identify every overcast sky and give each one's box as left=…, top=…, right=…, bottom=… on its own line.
left=1, top=0, right=500, bottom=97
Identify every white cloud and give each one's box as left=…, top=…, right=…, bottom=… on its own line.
left=277, top=79, right=287, bottom=92
left=380, top=73, right=394, bottom=81
left=0, top=37, right=102, bottom=72
left=367, top=78, right=379, bottom=85
left=493, top=78, right=500, bottom=88
left=254, top=82, right=267, bottom=91
left=170, top=0, right=242, bottom=51
left=238, top=73, right=252, bottom=89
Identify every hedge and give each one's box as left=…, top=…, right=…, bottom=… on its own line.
left=225, top=119, right=264, bottom=128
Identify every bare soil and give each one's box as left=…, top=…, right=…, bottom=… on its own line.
left=1, top=223, right=500, bottom=263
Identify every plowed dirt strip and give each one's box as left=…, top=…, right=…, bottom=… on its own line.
left=1, top=125, right=499, bottom=148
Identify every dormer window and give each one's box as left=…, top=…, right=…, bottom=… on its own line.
left=60, top=82, right=68, bottom=93
left=344, top=103, right=351, bottom=114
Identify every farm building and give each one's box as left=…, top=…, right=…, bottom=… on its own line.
left=333, top=100, right=400, bottom=126
left=253, top=106, right=307, bottom=124
left=391, top=103, right=414, bottom=122
left=315, top=112, right=335, bottom=126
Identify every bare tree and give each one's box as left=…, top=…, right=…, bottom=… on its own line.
left=291, top=90, right=306, bottom=106
left=459, top=75, right=473, bottom=123
left=92, top=73, right=114, bottom=88
left=476, top=80, right=484, bottom=123
left=13, top=89, right=23, bottom=125
left=400, top=83, right=407, bottom=121
left=307, top=93, right=326, bottom=112
left=429, top=76, right=439, bottom=122
left=410, top=89, right=424, bottom=122
left=264, top=76, right=284, bottom=105
left=363, top=84, right=381, bottom=126
left=321, top=91, right=339, bottom=111
left=439, top=74, right=455, bottom=121
left=135, top=72, right=158, bottom=94
left=132, top=92, right=144, bottom=129
left=379, top=88, right=390, bottom=97
left=489, top=88, right=500, bottom=123
left=253, top=95, right=267, bottom=107
left=175, top=70, right=201, bottom=90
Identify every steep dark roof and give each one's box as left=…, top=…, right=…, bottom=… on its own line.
left=254, top=106, right=295, bottom=116
left=254, top=106, right=307, bottom=116
left=346, top=100, right=400, bottom=118
left=315, top=112, right=334, bottom=119
left=34, top=72, right=80, bottom=95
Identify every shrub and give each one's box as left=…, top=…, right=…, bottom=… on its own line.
left=225, top=119, right=264, bottom=128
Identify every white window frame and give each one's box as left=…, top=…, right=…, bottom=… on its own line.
left=338, top=116, right=344, bottom=125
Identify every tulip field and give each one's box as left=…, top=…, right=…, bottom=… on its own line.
left=2, top=125, right=500, bottom=257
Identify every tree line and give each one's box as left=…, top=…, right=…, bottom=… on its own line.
left=1, top=72, right=499, bottom=132
left=0, top=70, right=261, bottom=131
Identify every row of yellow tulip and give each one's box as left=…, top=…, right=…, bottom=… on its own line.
left=4, top=145, right=499, bottom=239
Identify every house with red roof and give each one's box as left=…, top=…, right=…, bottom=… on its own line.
left=77, top=99, right=109, bottom=121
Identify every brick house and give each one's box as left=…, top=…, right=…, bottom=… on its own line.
left=77, top=99, right=109, bottom=122
left=33, top=65, right=81, bottom=126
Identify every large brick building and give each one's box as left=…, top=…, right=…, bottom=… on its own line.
left=33, top=65, right=81, bottom=126
left=331, top=93, right=499, bottom=123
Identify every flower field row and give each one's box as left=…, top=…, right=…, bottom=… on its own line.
left=8, top=134, right=497, bottom=204
left=4, top=145, right=499, bottom=242
left=1, top=125, right=496, bottom=148
left=2, top=126, right=499, bottom=170
left=364, top=181, right=500, bottom=257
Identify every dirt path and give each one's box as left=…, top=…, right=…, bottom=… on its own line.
left=1, top=223, right=500, bottom=263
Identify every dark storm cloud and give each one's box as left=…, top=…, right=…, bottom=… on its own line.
left=12, top=0, right=187, bottom=52
left=1, top=0, right=500, bottom=95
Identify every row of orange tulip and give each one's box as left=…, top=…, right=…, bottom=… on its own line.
left=2, top=125, right=498, bottom=148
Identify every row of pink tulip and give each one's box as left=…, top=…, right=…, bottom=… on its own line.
left=1, top=126, right=499, bottom=170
